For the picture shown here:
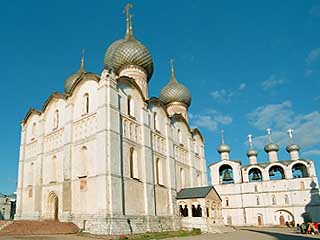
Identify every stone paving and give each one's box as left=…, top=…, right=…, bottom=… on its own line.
left=1, top=227, right=320, bottom=240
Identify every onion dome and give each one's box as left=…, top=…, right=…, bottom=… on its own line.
left=64, top=51, right=85, bottom=94
left=217, top=143, right=231, bottom=154
left=264, top=143, right=279, bottom=153
left=286, top=143, right=300, bottom=153
left=247, top=149, right=258, bottom=157
left=159, top=60, right=192, bottom=107
left=104, top=4, right=153, bottom=81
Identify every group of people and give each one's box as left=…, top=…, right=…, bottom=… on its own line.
left=297, top=222, right=319, bottom=235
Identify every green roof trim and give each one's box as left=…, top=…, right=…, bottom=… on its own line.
left=176, top=186, right=213, bottom=199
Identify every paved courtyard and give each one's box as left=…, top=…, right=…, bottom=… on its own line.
left=1, top=227, right=320, bottom=240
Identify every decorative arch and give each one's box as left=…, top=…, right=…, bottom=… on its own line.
left=292, top=163, right=309, bottom=178
left=219, top=164, right=234, bottom=184
left=248, top=168, right=263, bottom=182
left=268, top=165, right=285, bottom=180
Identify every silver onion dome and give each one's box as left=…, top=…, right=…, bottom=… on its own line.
left=286, top=143, right=300, bottom=152
left=64, top=53, right=85, bottom=94
left=159, top=61, right=191, bottom=107
left=217, top=143, right=231, bottom=154
left=264, top=143, right=279, bottom=153
left=104, top=4, right=153, bottom=81
left=247, top=149, right=258, bottom=157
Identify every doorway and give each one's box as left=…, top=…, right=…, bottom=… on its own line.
left=279, top=215, right=285, bottom=225
left=48, top=192, right=59, bottom=220
left=258, top=215, right=263, bottom=225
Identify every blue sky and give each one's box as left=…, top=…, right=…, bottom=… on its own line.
left=1, top=0, right=320, bottom=194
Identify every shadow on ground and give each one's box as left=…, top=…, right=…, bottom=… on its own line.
left=245, top=228, right=320, bottom=240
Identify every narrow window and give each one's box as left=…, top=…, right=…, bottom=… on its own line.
left=83, top=93, right=89, bottom=114
left=127, top=96, right=134, bottom=117
left=178, top=129, right=182, bottom=143
left=31, top=122, right=36, bottom=140
left=156, top=158, right=163, bottom=185
left=300, top=181, right=305, bottom=190
left=153, top=112, right=158, bottom=130
left=254, top=185, right=258, bottom=192
left=129, top=147, right=138, bottom=179
left=226, top=198, right=229, bottom=206
left=53, top=110, right=59, bottom=129
left=80, top=146, right=88, bottom=177
left=29, top=162, right=34, bottom=185
left=272, top=195, right=276, bottom=205
left=51, top=156, right=57, bottom=183
left=284, top=194, right=289, bottom=204
left=180, top=168, right=185, bottom=188
left=256, top=196, right=260, bottom=205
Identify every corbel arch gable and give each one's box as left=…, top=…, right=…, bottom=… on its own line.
left=191, top=128, right=205, bottom=143
left=22, top=108, right=42, bottom=126
left=41, top=92, right=67, bottom=113
left=117, top=76, right=146, bottom=102
left=147, top=97, right=169, bottom=118
left=67, top=72, right=100, bottom=97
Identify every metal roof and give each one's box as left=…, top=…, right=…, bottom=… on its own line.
left=176, top=186, right=213, bottom=199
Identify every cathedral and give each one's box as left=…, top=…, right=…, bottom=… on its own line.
left=210, top=129, right=320, bottom=226
left=15, top=4, right=222, bottom=235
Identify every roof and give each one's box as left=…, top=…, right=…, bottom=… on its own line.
left=176, top=186, right=213, bottom=199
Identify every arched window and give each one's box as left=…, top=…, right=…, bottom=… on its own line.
left=284, top=194, right=289, bottom=204
left=127, top=96, right=134, bottom=117
left=177, top=129, right=182, bottom=143
left=153, top=112, right=158, bottom=131
left=256, top=196, right=260, bottom=205
left=80, top=146, right=88, bottom=177
left=272, top=195, right=276, bottom=205
left=29, top=162, right=34, bottom=185
left=156, top=158, right=163, bottom=185
left=269, top=165, right=285, bottom=180
left=300, top=181, right=305, bottom=190
left=129, top=147, right=138, bottom=179
left=51, top=156, right=57, bottom=183
left=197, top=173, right=201, bottom=186
left=83, top=93, right=89, bottom=114
left=219, top=164, right=234, bottom=184
left=226, top=197, right=229, bottom=206
left=292, top=163, right=308, bottom=178
left=53, top=110, right=59, bottom=129
left=249, top=168, right=263, bottom=182
left=31, top=122, right=36, bottom=140
left=180, top=168, right=185, bottom=188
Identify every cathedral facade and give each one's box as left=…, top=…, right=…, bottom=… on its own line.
left=15, top=4, right=208, bottom=234
left=209, top=130, right=320, bottom=226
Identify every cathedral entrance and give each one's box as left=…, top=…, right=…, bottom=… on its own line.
left=279, top=215, right=285, bottom=225
left=48, top=192, right=59, bottom=220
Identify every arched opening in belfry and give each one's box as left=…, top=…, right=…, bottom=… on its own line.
left=292, top=163, right=308, bottom=178
left=269, top=165, right=285, bottom=180
left=248, top=168, right=263, bottom=182
left=219, top=164, right=234, bottom=184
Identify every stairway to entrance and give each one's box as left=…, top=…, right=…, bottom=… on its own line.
left=0, top=220, right=79, bottom=235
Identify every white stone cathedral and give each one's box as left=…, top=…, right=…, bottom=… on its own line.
left=15, top=4, right=209, bottom=234
left=209, top=129, right=320, bottom=226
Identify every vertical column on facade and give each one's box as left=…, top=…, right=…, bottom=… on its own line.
left=99, top=70, right=122, bottom=216
left=141, top=106, right=155, bottom=216
left=187, top=136, right=195, bottom=187
left=166, top=122, right=176, bottom=215
left=34, top=117, right=45, bottom=218
left=61, top=99, right=73, bottom=218
left=200, top=144, right=207, bottom=186
left=16, top=123, right=26, bottom=219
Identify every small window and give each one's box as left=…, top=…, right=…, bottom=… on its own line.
left=180, top=168, right=185, bottom=188
left=300, top=181, right=305, bottom=190
left=178, top=129, right=182, bottom=143
left=256, top=196, right=260, bottom=205
left=153, top=112, right=158, bottom=131
left=226, top=198, right=229, bottom=206
left=31, top=122, right=36, bottom=140
left=254, top=185, right=258, bottom=192
left=129, top=147, right=138, bottom=179
left=156, top=158, right=163, bottom=185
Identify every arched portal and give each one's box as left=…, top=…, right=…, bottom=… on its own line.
left=258, top=215, right=263, bottom=226
left=48, top=192, right=59, bottom=220
left=274, top=209, right=294, bottom=225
